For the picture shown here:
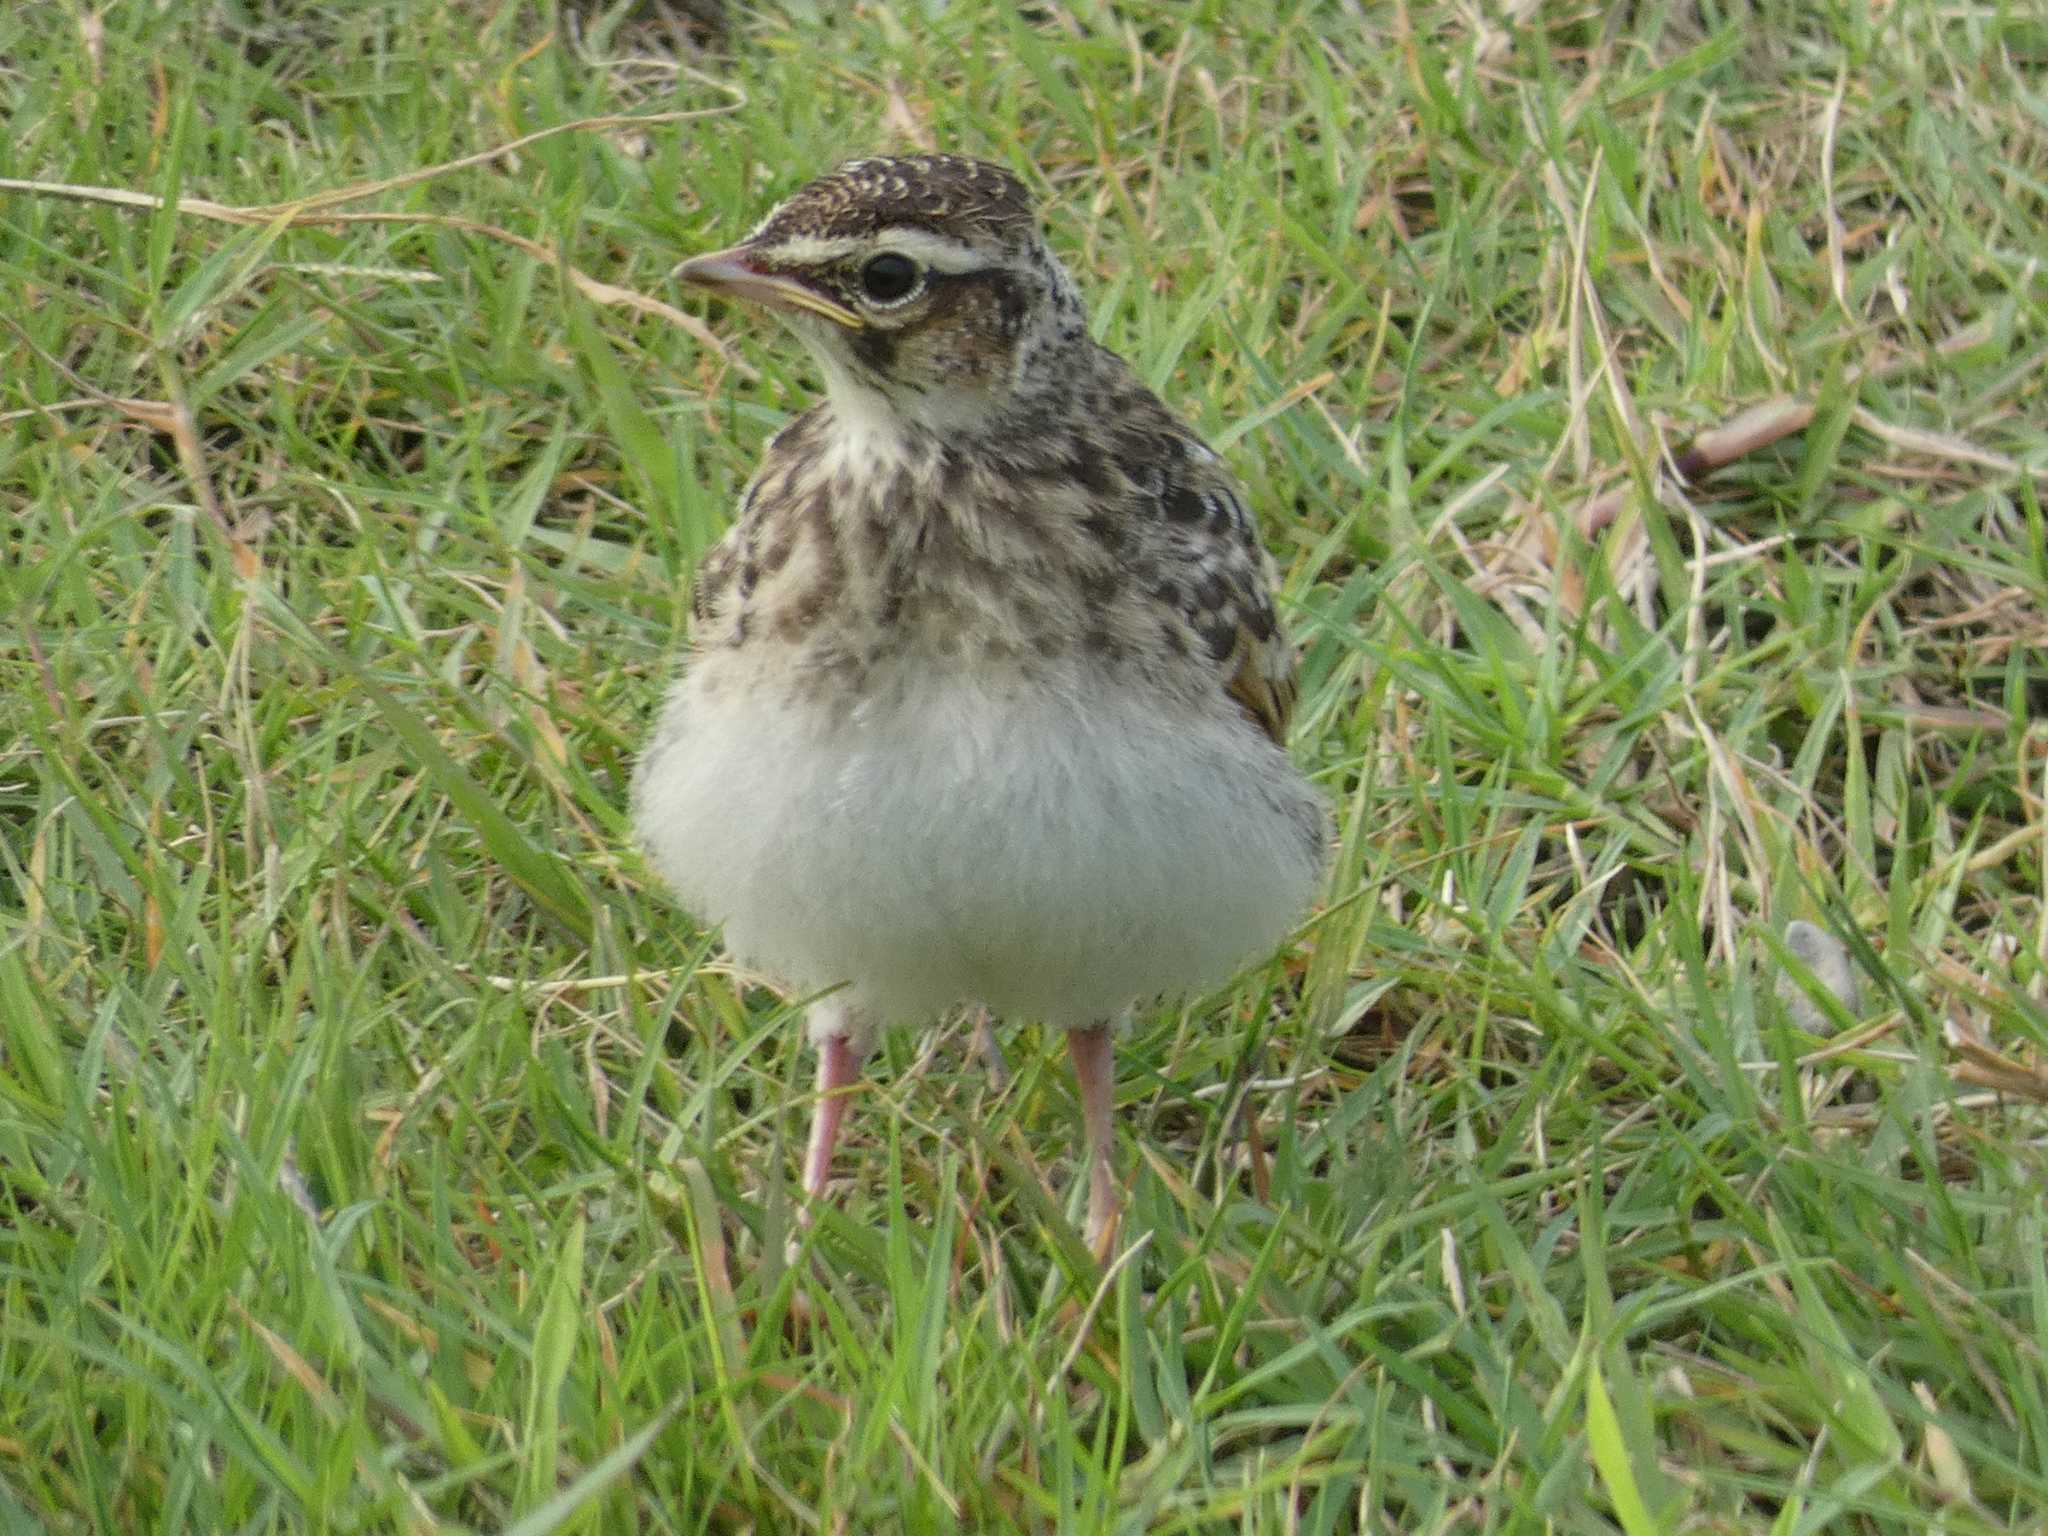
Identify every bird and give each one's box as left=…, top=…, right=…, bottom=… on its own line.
left=632, top=154, right=1326, bottom=1254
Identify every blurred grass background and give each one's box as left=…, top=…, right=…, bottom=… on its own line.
left=3, top=1, right=2047, bottom=1530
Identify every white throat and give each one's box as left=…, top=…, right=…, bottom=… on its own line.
left=806, top=338, right=1009, bottom=449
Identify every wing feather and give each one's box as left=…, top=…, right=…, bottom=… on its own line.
left=1133, top=430, right=1300, bottom=746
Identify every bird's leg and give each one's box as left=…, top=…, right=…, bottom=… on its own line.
left=1065, top=1019, right=1121, bottom=1258
left=800, top=1001, right=871, bottom=1215
left=971, top=1005, right=1011, bottom=1091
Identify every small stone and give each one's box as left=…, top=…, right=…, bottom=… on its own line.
left=1776, top=920, right=1861, bottom=1033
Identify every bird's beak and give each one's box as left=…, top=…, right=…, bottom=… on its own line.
left=673, top=246, right=865, bottom=329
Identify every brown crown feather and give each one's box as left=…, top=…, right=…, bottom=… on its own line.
left=749, top=155, right=1037, bottom=248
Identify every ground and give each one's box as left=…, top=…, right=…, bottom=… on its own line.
left=3, top=1, right=2046, bottom=1531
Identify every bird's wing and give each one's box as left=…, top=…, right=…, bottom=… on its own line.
left=1140, top=433, right=1301, bottom=747
left=1222, top=598, right=1299, bottom=748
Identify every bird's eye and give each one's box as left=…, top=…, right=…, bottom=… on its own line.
left=858, top=253, right=922, bottom=304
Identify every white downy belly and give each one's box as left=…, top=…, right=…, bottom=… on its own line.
left=632, top=658, right=1325, bottom=1026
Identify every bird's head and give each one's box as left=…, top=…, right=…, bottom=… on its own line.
left=676, top=154, right=1089, bottom=436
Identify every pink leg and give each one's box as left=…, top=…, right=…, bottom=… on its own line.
left=1066, top=1021, right=1121, bottom=1255
left=801, top=1030, right=866, bottom=1210
left=972, top=1005, right=1011, bottom=1091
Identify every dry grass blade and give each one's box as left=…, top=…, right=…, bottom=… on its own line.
left=0, top=104, right=756, bottom=376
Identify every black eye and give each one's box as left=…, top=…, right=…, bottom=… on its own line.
left=859, top=253, right=921, bottom=304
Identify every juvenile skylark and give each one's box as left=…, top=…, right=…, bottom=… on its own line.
left=633, top=154, right=1326, bottom=1250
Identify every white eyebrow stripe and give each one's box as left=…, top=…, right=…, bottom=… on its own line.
left=867, top=228, right=989, bottom=274
left=751, top=227, right=990, bottom=275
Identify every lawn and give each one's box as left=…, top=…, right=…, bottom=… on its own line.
left=4, top=1, right=2047, bottom=1530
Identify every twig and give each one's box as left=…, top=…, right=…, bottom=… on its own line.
left=1578, top=397, right=1814, bottom=535
left=1576, top=360, right=2046, bottom=538
left=1667, top=396, right=1819, bottom=483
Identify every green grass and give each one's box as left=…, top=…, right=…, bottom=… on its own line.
left=5, top=0, right=2047, bottom=1529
